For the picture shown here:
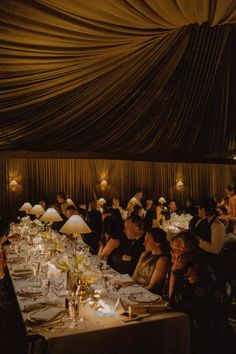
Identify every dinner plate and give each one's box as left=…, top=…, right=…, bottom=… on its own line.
left=28, top=307, right=65, bottom=324
left=21, top=286, right=42, bottom=295
left=128, top=292, right=161, bottom=303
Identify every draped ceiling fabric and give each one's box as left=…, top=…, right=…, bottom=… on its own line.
left=0, top=0, right=236, bottom=162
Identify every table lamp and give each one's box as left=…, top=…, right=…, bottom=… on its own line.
left=19, top=202, right=33, bottom=214
left=60, top=215, right=92, bottom=253
left=40, top=208, right=63, bottom=235
left=29, top=204, right=45, bottom=218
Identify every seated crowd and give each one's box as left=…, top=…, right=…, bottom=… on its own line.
left=1, top=185, right=236, bottom=354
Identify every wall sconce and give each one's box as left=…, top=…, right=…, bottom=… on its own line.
left=100, top=178, right=108, bottom=191
left=9, top=179, right=18, bottom=191
left=176, top=180, right=184, bottom=191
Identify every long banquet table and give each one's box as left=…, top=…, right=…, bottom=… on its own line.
left=10, top=270, right=191, bottom=354
left=7, top=225, right=191, bottom=354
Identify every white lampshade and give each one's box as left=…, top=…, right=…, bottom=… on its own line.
left=158, top=197, right=167, bottom=204
left=19, top=202, right=33, bottom=212
left=40, top=208, right=63, bottom=223
left=60, top=215, right=91, bottom=235
left=66, top=198, right=75, bottom=206
left=29, top=204, right=45, bottom=216
left=98, top=198, right=106, bottom=205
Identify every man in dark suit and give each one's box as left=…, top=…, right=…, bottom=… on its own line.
left=109, top=214, right=145, bottom=276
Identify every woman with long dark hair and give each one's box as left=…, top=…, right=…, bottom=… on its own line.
left=132, top=228, right=170, bottom=294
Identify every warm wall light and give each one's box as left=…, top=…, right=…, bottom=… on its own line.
left=100, top=178, right=108, bottom=192
left=176, top=180, right=184, bottom=191
left=9, top=179, right=18, bottom=191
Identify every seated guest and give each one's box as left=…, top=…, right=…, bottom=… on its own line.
left=221, top=218, right=236, bottom=322
left=191, top=198, right=225, bottom=273
left=77, top=200, right=88, bottom=221
left=125, top=200, right=135, bottom=217
left=131, top=204, right=144, bottom=218
left=98, top=215, right=121, bottom=258
left=56, top=191, right=69, bottom=217
left=86, top=200, right=102, bottom=254
left=112, top=197, right=126, bottom=227
left=226, top=184, right=236, bottom=217
left=66, top=204, right=78, bottom=219
left=152, top=203, right=166, bottom=228
left=132, top=228, right=170, bottom=294
left=50, top=203, right=67, bottom=231
left=129, top=189, right=143, bottom=207
left=109, top=215, right=145, bottom=276
left=224, top=217, right=236, bottom=245
left=184, top=198, right=198, bottom=216
left=39, top=199, right=47, bottom=210
left=143, top=200, right=155, bottom=230
left=166, top=199, right=180, bottom=220
left=168, top=231, right=236, bottom=354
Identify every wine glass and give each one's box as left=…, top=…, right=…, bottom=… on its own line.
left=99, top=256, right=108, bottom=272
left=41, top=278, right=49, bottom=303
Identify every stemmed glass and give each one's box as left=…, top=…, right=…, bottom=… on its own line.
left=50, top=273, right=65, bottom=297
left=108, top=274, right=123, bottom=311
left=67, top=294, right=83, bottom=328
left=41, top=278, right=50, bottom=303
left=31, top=260, right=41, bottom=292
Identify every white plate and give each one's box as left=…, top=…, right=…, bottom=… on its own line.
left=21, top=286, right=42, bottom=295
left=128, top=292, right=161, bottom=303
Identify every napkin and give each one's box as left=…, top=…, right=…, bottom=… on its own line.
left=120, top=274, right=133, bottom=283
left=30, top=307, right=63, bottom=322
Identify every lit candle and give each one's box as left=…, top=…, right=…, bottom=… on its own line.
left=128, top=306, right=132, bottom=318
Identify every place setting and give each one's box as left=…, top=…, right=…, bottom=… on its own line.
left=26, top=305, right=66, bottom=333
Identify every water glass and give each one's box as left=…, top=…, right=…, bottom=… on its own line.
left=100, top=256, right=108, bottom=271
left=68, top=296, right=82, bottom=328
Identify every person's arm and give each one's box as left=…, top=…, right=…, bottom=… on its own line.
left=100, top=238, right=120, bottom=257
left=228, top=199, right=236, bottom=217
left=168, top=255, right=184, bottom=298
left=98, top=244, right=104, bottom=257
left=199, top=222, right=225, bottom=254
left=145, top=256, right=169, bottom=291
left=132, top=251, right=146, bottom=281
left=0, top=250, right=5, bottom=280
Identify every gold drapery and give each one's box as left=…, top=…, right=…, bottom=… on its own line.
left=0, top=1, right=235, bottom=161
left=1, top=155, right=235, bottom=220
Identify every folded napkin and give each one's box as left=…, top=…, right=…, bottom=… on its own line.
left=120, top=274, right=134, bottom=284
left=30, top=307, right=63, bottom=322
left=16, top=291, right=40, bottom=298
left=22, top=302, right=46, bottom=312
left=13, top=267, right=32, bottom=273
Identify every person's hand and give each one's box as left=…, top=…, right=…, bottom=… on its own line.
left=122, top=254, right=132, bottom=261
left=171, top=255, right=184, bottom=272
left=186, top=267, right=199, bottom=284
